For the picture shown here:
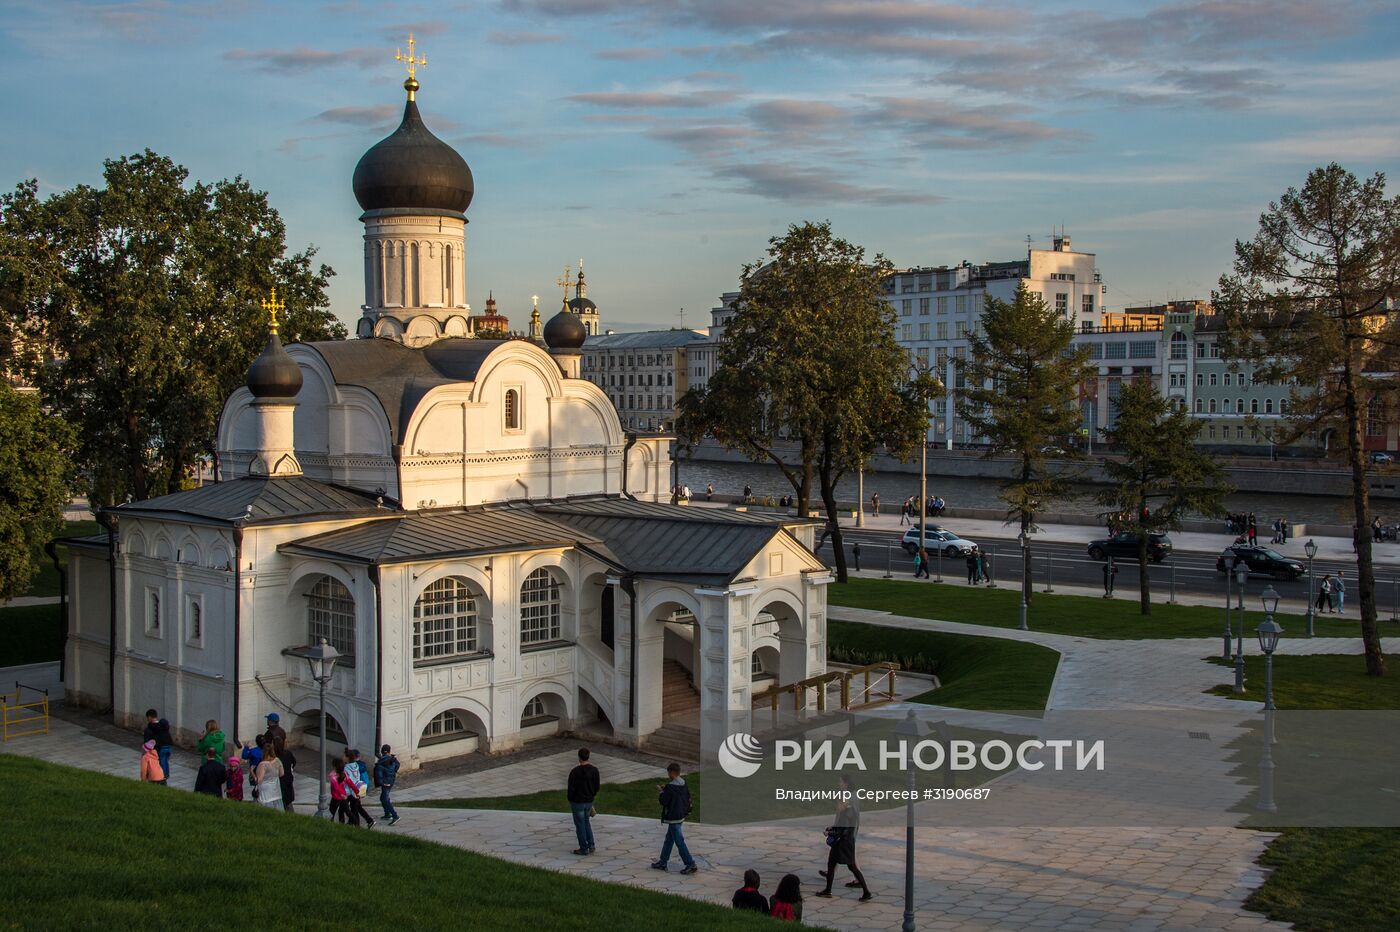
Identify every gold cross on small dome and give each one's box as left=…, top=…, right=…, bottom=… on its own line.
left=556, top=267, right=573, bottom=309
left=261, top=287, right=286, bottom=334
left=397, top=33, right=427, bottom=99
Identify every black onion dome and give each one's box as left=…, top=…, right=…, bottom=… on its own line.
left=246, top=333, right=303, bottom=399
left=543, top=309, right=587, bottom=350
left=568, top=296, right=597, bottom=312
left=352, top=99, right=474, bottom=215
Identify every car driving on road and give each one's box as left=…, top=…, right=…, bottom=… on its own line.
left=1086, top=532, right=1173, bottom=563
left=900, top=526, right=977, bottom=557
left=1216, top=544, right=1305, bottom=580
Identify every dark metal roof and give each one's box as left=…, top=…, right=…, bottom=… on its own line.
left=299, top=337, right=510, bottom=443
left=280, top=508, right=593, bottom=565
left=114, top=477, right=387, bottom=526
left=541, top=512, right=778, bottom=583
left=583, top=330, right=708, bottom=350
left=246, top=332, right=303, bottom=399
left=537, top=498, right=806, bottom=527
left=352, top=98, right=473, bottom=216
left=543, top=309, right=587, bottom=350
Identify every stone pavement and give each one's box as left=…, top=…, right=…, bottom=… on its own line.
left=393, top=750, right=666, bottom=802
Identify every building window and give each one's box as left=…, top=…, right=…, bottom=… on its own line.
left=919, top=323, right=930, bottom=340
left=1236, top=399, right=1245, bottom=414
left=1104, top=342, right=1127, bottom=359
left=1251, top=398, right=1259, bottom=414
left=1129, top=341, right=1155, bottom=359
left=1055, top=293, right=1068, bottom=314
left=1237, top=426, right=1245, bottom=440
left=413, top=577, right=480, bottom=662
left=955, top=295, right=968, bottom=314
left=1083, top=294, right=1094, bottom=316
left=1209, top=373, right=1218, bottom=386
left=422, top=710, right=468, bottom=741
left=308, top=575, right=355, bottom=661
left=186, top=598, right=202, bottom=645
left=504, top=388, right=521, bottom=431
left=1209, top=399, right=1217, bottom=413
left=1266, top=399, right=1274, bottom=414
left=1209, top=426, right=1216, bottom=439
left=146, top=589, right=161, bottom=637
left=902, top=299, right=912, bottom=316
left=522, top=696, right=548, bottom=721
left=919, top=298, right=930, bottom=315
left=937, top=296, right=949, bottom=315
left=902, top=324, right=912, bottom=341
left=1196, top=342, right=1207, bottom=358
left=1170, top=332, right=1187, bottom=360
left=1223, top=372, right=1232, bottom=386
left=751, top=652, right=765, bottom=675
left=1281, top=398, right=1290, bottom=415
left=1194, top=398, right=1203, bottom=413
left=520, top=568, right=562, bottom=645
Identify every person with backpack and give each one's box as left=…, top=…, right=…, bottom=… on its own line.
left=567, top=747, right=599, bottom=854
left=650, top=762, right=697, bottom=874
left=194, top=748, right=227, bottom=797
left=328, top=757, right=354, bottom=823
left=374, top=744, right=401, bottom=825
left=143, top=710, right=174, bottom=781
left=732, top=869, right=769, bottom=914
left=344, top=749, right=376, bottom=828
left=770, top=874, right=804, bottom=921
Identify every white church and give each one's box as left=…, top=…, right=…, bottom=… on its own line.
left=61, top=63, right=830, bottom=768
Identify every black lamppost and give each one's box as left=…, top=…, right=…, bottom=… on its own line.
left=1304, top=538, right=1318, bottom=638
left=894, top=710, right=930, bottom=932
left=1222, top=556, right=1234, bottom=660
left=1256, top=589, right=1282, bottom=744
left=1233, top=563, right=1248, bottom=694
left=290, top=637, right=340, bottom=819
left=1017, top=531, right=1029, bottom=631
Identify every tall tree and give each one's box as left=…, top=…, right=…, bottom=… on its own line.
left=1217, top=164, right=1400, bottom=676
left=0, top=151, right=344, bottom=506
left=959, top=283, right=1093, bottom=608
left=677, top=221, right=938, bottom=582
left=0, top=383, right=76, bottom=600
left=1097, top=379, right=1231, bottom=615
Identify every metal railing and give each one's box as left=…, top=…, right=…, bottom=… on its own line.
left=1, top=681, right=50, bottom=742
left=766, top=662, right=900, bottom=713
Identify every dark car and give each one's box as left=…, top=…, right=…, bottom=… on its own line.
left=1216, top=545, right=1305, bottom=580
left=1087, top=532, right=1172, bottom=563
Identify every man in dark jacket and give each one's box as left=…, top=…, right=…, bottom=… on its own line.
left=374, top=745, right=401, bottom=825
left=732, top=869, right=769, bottom=913
left=143, top=709, right=174, bottom=780
left=567, top=747, right=600, bottom=855
left=651, top=762, right=697, bottom=874
left=193, top=748, right=227, bottom=797
left=263, top=712, right=287, bottom=746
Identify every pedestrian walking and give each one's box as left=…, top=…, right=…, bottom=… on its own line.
left=650, top=762, right=697, bottom=874
left=1334, top=570, right=1347, bottom=613
left=194, top=748, right=227, bottom=797
left=254, top=747, right=284, bottom=810
left=743, top=484, right=753, bottom=503
left=274, top=738, right=296, bottom=812
left=979, top=549, right=991, bottom=586
left=706, top=483, right=714, bottom=502
left=344, top=749, right=377, bottom=827
left=1281, top=517, right=1289, bottom=543
left=1271, top=519, right=1282, bottom=544
left=226, top=755, right=245, bottom=801
left=196, top=719, right=226, bottom=761
left=374, top=744, right=401, bottom=825
left=140, top=740, right=166, bottom=785
left=1247, top=514, right=1257, bottom=544
left=567, top=747, right=599, bottom=855
left=816, top=775, right=872, bottom=901
left=328, top=757, right=354, bottom=823
left=1103, top=559, right=1118, bottom=597
left=770, top=874, right=805, bottom=921
left=966, top=548, right=980, bottom=584
left=263, top=712, right=287, bottom=747
left=870, top=491, right=880, bottom=516
left=732, top=870, right=769, bottom=914
left=900, top=498, right=912, bottom=526
left=143, top=709, right=174, bottom=781
left=1317, top=575, right=1333, bottom=613
left=914, top=549, right=930, bottom=580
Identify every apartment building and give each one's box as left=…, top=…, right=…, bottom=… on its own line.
left=581, top=329, right=708, bottom=430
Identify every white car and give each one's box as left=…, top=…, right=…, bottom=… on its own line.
left=900, top=526, right=976, bottom=557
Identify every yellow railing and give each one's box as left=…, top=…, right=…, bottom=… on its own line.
left=1, top=682, right=50, bottom=742
left=766, top=662, right=900, bottom=713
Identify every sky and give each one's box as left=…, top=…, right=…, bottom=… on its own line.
left=2, top=0, right=1398, bottom=332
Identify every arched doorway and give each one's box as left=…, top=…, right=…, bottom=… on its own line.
left=417, top=707, right=489, bottom=763
left=293, top=709, right=347, bottom=757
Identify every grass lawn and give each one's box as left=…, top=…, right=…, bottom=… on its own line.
left=0, top=604, right=63, bottom=668
left=410, top=771, right=693, bottom=819
left=18, top=519, right=102, bottom=599
left=1204, top=654, right=1400, bottom=710
left=828, top=619, right=1059, bottom=710
left=829, top=576, right=1369, bottom=639
left=0, top=756, right=772, bottom=932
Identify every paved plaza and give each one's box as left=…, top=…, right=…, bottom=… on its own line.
left=4, top=612, right=1394, bottom=930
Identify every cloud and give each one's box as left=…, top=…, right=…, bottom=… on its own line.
left=714, top=161, right=943, bottom=205
left=596, top=47, right=665, bottom=61
left=567, top=90, right=741, bottom=108
left=379, top=20, right=450, bottom=40
left=457, top=133, right=530, bottom=148
left=860, top=97, right=1081, bottom=149
left=685, top=70, right=744, bottom=83
left=223, top=46, right=383, bottom=71
left=746, top=100, right=848, bottom=133
left=310, top=105, right=400, bottom=126
left=490, top=30, right=564, bottom=45
left=646, top=123, right=758, bottom=157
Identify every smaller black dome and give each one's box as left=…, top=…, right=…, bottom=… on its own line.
left=543, top=310, right=587, bottom=351
left=568, top=297, right=597, bottom=312
left=246, top=333, right=303, bottom=399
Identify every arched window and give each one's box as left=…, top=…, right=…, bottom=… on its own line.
left=504, top=389, right=520, bottom=431
left=1169, top=331, right=1187, bottom=360
left=1209, top=399, right=1217, bottom=413
left=422, top=710, right=467, bottom=742
left=414, top=577, right=479, bottom=661
left=308, top=576, right=355, bottom=660
left=1280, top=398, right=1290, bottom=415
left=520, top=568, right=561, bottom=645
left=1236, top=398, right=1245, bottom=414
left=1266, top=399, right=1274, bottom=414
left=1194, top=398, right=1203, bottom=413
left=1251, top=398, right=1259, bottom=414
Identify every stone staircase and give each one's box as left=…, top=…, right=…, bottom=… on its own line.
left=644, top=661, right=701, bottom=762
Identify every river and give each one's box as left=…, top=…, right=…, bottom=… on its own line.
left=676, top=457, right=1369, bottom=525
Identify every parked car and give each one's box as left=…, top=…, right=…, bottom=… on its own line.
left=1216, top=545, right=1305, bottom=580
left=900, top=526, right=977, bottom=557
left=1371, top=452, right=1394, bottom=465
left=1086, top=532, right=1172, bottom=563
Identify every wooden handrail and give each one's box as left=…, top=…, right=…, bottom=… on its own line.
left=765, top=662, right=900, bottom=713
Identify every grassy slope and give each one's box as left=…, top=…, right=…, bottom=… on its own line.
left=827, top=619, right=1059, bottom=710
left=0, top=756, right=770, bottom=932
left=829, top=576, right=1368, bottom=639
left=411, top=771, right=695, bottom=818
left=0, top=604, right=62, bottom=668
left=1205, top=654, right=1400, bottom=710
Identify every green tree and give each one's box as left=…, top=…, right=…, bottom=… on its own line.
left=0, top=151, right=344, bottom=506
left=0, top=384, right=76, bottom=599
left=678, top=221, right=938, bottom=583
left=1217, top=164, right=1400, bottom=676
left=1097, top=379, right=1231, bottom=615
left=959, top=283, right=1092, bottom=608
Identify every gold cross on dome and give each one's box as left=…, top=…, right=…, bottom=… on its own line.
left=260, top=287, right=286, bottom=334
left=397, top=33, right=427, bottom=80
left=556, top=267, right=572, bottom=308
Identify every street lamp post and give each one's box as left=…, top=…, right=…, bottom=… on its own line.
left=1233, top=563, right=1248, bottom=694
left=857, top=459, right=865, bottom=529
left=291, top=637, right=341, bottom=819
left=1304, top=538, right=1318, bottom=638
left=1017, top=531, right=1029, bottom=631
left=894, top=710, right=931, bottom=932
left=1256, top=590, right=1283, bottom=747
left=1222, top=558, right=1234, bottom=660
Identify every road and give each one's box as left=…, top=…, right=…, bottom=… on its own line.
left=822, top=526, right=1400, bottom=611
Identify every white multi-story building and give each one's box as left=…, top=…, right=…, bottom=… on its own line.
left=890, top=236, right=1107, bottom=446
left=582, top=329, right=708, bottom=431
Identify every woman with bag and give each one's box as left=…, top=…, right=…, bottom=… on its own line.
left=328, top=758, right=353, bottom=823
left=254, top=748, right=284, bottom=810
left=816, top=775, right=872, bottom=901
